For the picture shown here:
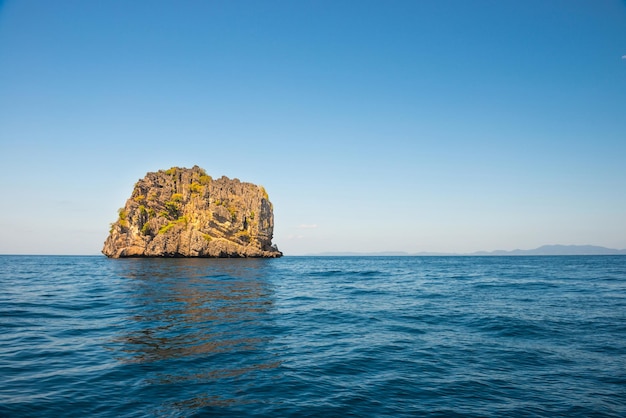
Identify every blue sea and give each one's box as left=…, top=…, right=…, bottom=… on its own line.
left=1, top=255, right=625, bottom=417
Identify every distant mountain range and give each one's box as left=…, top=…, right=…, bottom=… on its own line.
left=307, top=245, right=626, bottom=256
left=468, top=245, right=626, bottom=256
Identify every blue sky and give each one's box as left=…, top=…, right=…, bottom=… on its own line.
left=1, top=0, right=625, bottom=255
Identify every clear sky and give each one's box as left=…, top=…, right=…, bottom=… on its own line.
left=1, top=0, right=625, bottom=255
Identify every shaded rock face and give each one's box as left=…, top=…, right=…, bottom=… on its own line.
left=103, top=166, right=282, bottom=258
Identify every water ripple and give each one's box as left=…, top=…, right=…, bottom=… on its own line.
left=1, top=255, right=626, bottom=416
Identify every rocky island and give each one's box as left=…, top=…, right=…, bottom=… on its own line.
left=102, top=166, right=282, bottom=258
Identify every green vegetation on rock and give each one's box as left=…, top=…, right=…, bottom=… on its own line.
left=164, top=200, right=181, bottom=218
left=158, top=216, right=188, bottom=234
left=118, top=208, right=129, bottom=229
left=259, top=186, right=269, bottom=200
left=165, top=167, right=179, bottom=176
left=228, top=205, right=237, bottom=222
left=199, top=175, right=212, bottom=185
left=236, top=230, right=251, bottom=243
left=190, top=182, right=203, bottom=194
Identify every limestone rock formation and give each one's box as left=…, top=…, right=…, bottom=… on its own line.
left=103, top=166, right=282, bottom=258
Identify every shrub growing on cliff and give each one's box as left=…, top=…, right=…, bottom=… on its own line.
left=165, top=167, right=178, bottom=176
left=158, top=216, right=188, bottom=234
left=199, top=175, right=212, bottom=185
left=236, top=230, right=251, bottom=243
left=259, top=186, right=269, bottom=200
left=228, top=206, right=237, bottom=222
left=190, top=183, right=203, bottom=194
left=118, top=208, right=129, bottom=229
left=165, top=201, right=181, bottom=218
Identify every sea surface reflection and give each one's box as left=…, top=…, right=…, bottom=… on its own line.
left=2, top=256, right=625, bottom=417
left=108, top=258, right=282, bottom=414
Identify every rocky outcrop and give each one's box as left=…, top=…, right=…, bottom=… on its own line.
left=103, top=166, right=282, bottom=258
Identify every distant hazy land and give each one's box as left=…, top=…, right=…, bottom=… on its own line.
left=308, top=245, right=626, bottom=257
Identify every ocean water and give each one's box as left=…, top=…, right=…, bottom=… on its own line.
left=1, top=256, right=625, bottom=417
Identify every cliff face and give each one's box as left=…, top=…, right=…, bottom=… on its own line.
left=103, top=166, right=282, bottom=258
